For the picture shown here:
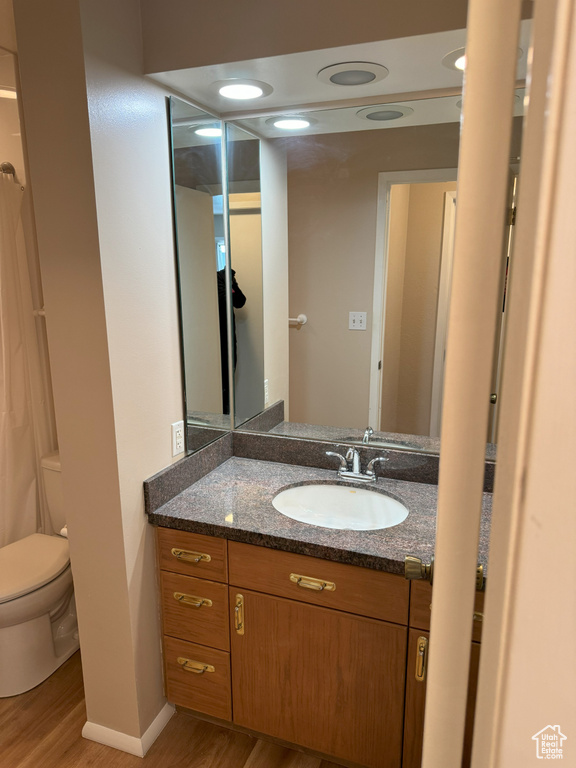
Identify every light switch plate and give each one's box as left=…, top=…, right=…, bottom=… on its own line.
left=349, top=311, right=367, bottom=330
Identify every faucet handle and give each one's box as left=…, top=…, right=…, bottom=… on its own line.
left=366, top=456, right=389, bottom=477
left=326, top=451, right=347, bottom=470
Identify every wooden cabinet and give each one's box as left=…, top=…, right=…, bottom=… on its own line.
left=409, top=581, right=485, bottom=643
left=156, top=527, right=228, bottom=582
left=157, top=528, right=232, bottom=720
left=160, top=571, right=230, bottom=651
left=228, top=565, right=408, bottom=768
left=228, top=541, right=409, bottom=625
left=402, top=581, right=483, bottom=768
left=163, top=635, right=232, bottom=721
left=156, top=528, right=481, bottom=768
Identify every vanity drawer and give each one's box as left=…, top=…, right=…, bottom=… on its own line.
left=163, top=635, right=231, bottom=721
left=156, top=527, right=228, bottom=583
left=160, top=572, right=230, bottom=651
left=228, top=541, right=409, bottom=625
left=410, top=581, right=485, bottom=643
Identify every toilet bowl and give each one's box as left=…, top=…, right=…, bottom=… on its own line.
left=0, top=453, right=79, bottom=697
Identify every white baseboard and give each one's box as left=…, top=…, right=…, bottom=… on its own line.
left=82, top=702, right=175, bottom=757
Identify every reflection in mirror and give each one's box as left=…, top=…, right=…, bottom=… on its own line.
left=163, top=16, right=532, bottom=457
left=225, top=124, right=265, bottom=427
left=380, top=175, right=458, bottom=440
left=169, top=98, right=232, bottom=451
left=235, top=90, right=524, bottom=458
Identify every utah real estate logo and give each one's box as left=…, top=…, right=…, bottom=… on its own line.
left=532, top=725, right=567, bottom=760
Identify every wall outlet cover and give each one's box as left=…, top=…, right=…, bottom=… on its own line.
left=171, top=420, right=185, bottom=456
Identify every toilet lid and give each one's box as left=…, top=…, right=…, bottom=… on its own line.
left=0, top=533, right=70, bottom=604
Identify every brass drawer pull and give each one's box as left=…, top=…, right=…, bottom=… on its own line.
left=415, top=636, right=428, bottom=682
left=289, top=573, right=336, bottom=592
left=473, top=611, right=484, bottom=622
left=171, top=547, right=211, bottom=564
left=177, top=657, right=215, bottom=675
left=234, top=594, right=245, bottom=635
left=173, top=592, right=213, bottom=609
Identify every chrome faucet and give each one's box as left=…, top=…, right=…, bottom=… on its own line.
left=346, top=447, right=361, bottom=474
left=362, top=426, right=374, bottom=444
left=326, top=450, right=389, bottom=483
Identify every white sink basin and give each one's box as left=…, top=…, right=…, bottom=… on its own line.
left=272, top=483, right=409, bottom=531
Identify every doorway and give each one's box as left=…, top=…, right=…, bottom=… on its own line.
left=369, top=169, right=458, bottom=437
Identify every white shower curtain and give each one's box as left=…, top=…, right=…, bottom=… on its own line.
left=0, top=175, right=56, bottom=547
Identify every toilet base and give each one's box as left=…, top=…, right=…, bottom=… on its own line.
left=0, top=593, right=79, bottom=697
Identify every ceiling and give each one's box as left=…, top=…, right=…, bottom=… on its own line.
left=150, top=22, right=531, bottom=111
left=156, top=20, right=531, bottom=143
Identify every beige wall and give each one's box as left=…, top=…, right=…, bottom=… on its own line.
left=286, top=125, right=460, bottom=429
left=14, top=0, right=181, bottom=743
left=139, top=0, right=469, bottom=74
left=0, top=0, right=16, bottom=52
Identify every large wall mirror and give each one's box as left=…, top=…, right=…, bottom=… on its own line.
left=164, top=16, right=532, bottom=457
left=169, top=100, right=267, bottom=451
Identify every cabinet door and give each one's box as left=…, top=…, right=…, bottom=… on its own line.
left=230, top=588, right=407, bottom=768
left=403, top=629, right=481, bottom=768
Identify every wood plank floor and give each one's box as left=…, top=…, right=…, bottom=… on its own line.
left=0, top=652, right=343, bottom=768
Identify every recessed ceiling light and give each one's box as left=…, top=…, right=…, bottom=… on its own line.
left=442, top=48, right=467, bottom=72
left=266, top=116, right=314, bottom=131
left=356, top=105, right=414, bottom=122
left=195, top=126, right=222, bottom=137
left=317, top=62, right=389, bottom=87
left=220, top=84, right=262, bottom=99
left=443, top=46, right=523, bottom=72
left=214, top=79, right=273, bottom=100
left=0, top=88, right=17, bottom=100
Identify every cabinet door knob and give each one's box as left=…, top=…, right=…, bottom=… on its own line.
left=171, top=547, right=211, bottom=564
left=404, top=556, right=434, bottom=584
left=405, top=556, right=485, bottom=591
left=289, top=573, right=336, bottom=592
left=177, top=657, right=215, bottom=674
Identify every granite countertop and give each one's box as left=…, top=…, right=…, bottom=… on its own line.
left=148, top=457, right=492, bottom=576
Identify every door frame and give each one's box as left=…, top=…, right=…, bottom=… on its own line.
left=368, top=168, right=459, bottom=430
left=429, top=189, right=458, bottom=437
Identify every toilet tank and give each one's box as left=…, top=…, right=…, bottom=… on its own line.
left=41, top=451, right=65, bottom=532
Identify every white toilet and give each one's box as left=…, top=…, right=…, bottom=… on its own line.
left=0, top=451, right=79, bottom=697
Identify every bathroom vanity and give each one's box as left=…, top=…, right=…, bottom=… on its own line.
left=158, top=527, right=406, bottom=768
left=148, top=454, right=489, bottom=768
